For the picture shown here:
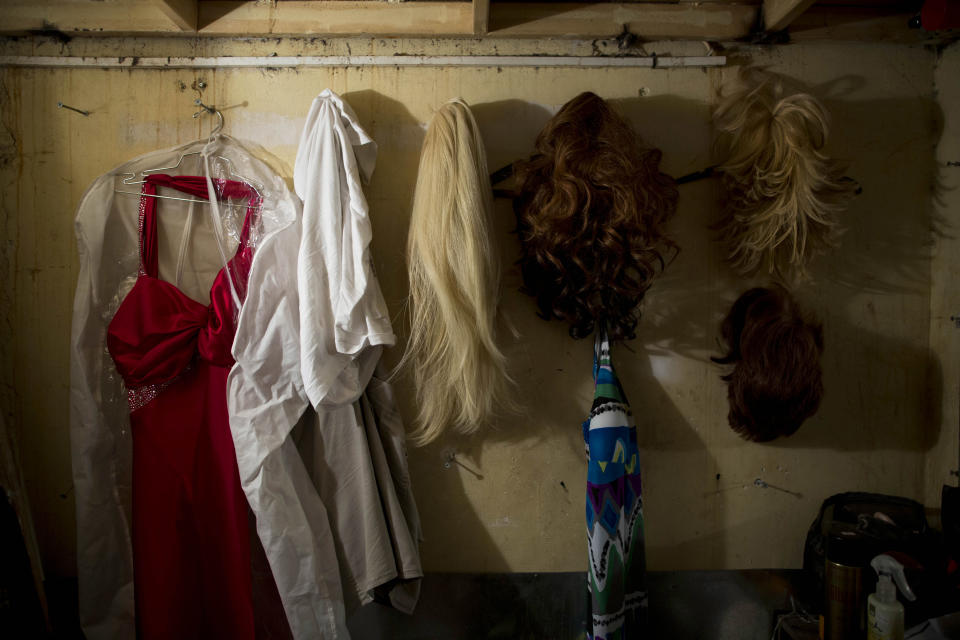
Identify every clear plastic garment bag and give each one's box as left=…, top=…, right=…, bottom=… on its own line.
left=73, top=100, right=422, bottom=640
left=69, top=134, right=296, bottom=640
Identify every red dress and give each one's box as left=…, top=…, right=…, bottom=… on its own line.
left=106, top=174, right=260, bottom=639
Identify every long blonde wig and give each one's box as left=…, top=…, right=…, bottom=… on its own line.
left=402, top=98, right=513, bottom=445
left=715, top=68, right=856, bottom=280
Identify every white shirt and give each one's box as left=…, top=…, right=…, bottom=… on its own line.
left=228, top=90, right=420, bottom=639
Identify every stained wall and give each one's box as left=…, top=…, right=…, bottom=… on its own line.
left=0, top=36, right=954, bottom=581
left=928, top=43, right=960, bottom=518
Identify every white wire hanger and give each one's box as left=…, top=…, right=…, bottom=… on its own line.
left=115, top=99, right=263, bottom=207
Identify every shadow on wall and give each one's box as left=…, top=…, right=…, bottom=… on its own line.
left=790, top=87, right=945, bottom=452
left=458, top=96, right=713, bottom=456
left=769, top=73, right=946, bottom=296
left=340, top=80, right=942, bottom=577
left=609, top=93, right=715, bottom=177
left=478, top=97, right=720, bottom=570
left=342, top=89, right=426, bottom=342
left=360, top=93, right=719, bottom=572
left=615, top=93, right=739, bottom=368
left=343, top=91, right=521, bottom=574
left=772, top=307, right=943, bottom=453
left=624, top=81, right=946, bottom=457
left=470, top=98, right=557, bottom=174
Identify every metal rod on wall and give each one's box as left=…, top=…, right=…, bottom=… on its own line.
left=0, top=55, right=726, bottom=69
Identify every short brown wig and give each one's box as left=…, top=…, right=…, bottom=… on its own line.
left=712, top=286, right=824, bottom=441
left=514, top=92, right=678, bottom=341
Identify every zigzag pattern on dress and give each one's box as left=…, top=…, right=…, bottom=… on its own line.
left=586, top=475, right=643, bottom=537
left=587, top=490, right=645, bottom=589
left=588, top=590, right=649, bottom=640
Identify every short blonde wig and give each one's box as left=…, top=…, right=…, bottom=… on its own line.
left=715, top=69, right=856, bottom=281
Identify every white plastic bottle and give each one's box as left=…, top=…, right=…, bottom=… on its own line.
left=867, top=554, right=916, bottom=640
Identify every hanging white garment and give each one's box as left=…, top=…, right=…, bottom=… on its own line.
left=69, top=134, right=297, bottom=640
left=228, top=89, right=422, bottom=639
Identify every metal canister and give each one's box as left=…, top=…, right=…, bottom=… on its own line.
left=823, top=525, right=869, bottom=640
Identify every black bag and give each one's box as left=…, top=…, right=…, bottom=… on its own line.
left=802, top=491, right=951, bottom=624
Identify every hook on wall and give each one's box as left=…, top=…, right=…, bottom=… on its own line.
left=57, top=101, right=89, bottom=116
left=754, top=477, right=803, bottom=499
left=440, top=448, right=484, bottom=479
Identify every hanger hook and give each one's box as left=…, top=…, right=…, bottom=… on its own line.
left=210, top=110, right=224, bottom=136
left=193, top=98, right=224, bottom=137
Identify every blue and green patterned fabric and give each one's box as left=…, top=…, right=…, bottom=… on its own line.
left=583, top=330, right=646, bottom=639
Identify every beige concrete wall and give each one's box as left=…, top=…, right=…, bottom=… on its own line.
left=0, top=38, right=948, bottom=580
left=928, top=41, right=960, bottom=513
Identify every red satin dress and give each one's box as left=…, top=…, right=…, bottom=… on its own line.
left=106, top=174, right=260, bottom=639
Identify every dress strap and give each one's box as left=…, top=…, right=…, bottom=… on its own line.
left=138, top=181, right=160, bottom=278
left=140, top=174, right=261, bottom=264
left=145, top=173, right=252, bottom=201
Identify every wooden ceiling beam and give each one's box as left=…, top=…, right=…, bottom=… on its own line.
left=763, top=0, right=818, bottom=32
left=0, top=0, right=186, bottom=35
left=4, top=0, right=918, bottom=42
left=487, top=3, right=759, bottom=40
left=474, top=0, right=491, bottom=36
left=787, top=6, right=927, bottom=42
left=197, top=1, right=476, bottom=36
left=151, top=0, right=198, bottom=31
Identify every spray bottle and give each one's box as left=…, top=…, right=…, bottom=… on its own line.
left=867, top=554, right=916, bottom=640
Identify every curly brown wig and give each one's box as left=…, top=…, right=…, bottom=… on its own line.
left=712, top=286, right=824, bottom=442
left=514, top=92, right=678, bottom=341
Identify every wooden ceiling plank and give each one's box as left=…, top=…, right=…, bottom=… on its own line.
left=488, top=3, right=759, bottom=40
left=151, top=0, right=198, bottom=31
left=0, top=0, right=186, bottom=35
left=474, top=0, right=491, bottom=36
left=787, top=6, right=926, bottom=42
left=6, top=0, right=914, bottom=42
left=199, top=1, right=475, bottom=36
left=763, top=0, right=818, bottom=32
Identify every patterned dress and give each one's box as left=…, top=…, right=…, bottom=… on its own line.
left=583, top=330, right=647, bottom=639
